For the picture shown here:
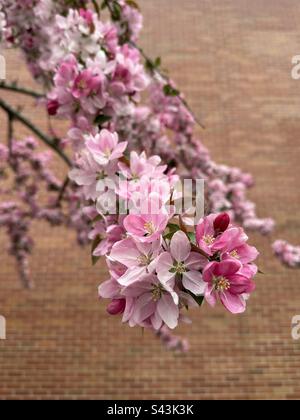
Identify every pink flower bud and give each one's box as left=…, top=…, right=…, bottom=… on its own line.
left=107, top=299, right=126, bottom=316
left=214, top=213, right=230, bottom=234
left=47, top=99, right=59, bottom=116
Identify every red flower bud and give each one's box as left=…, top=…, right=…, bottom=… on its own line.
left=47, top=99, right=59, bottom=116
left=107, top=299, right=126, bottom=316
left=214, top=213, right=230, bottom=234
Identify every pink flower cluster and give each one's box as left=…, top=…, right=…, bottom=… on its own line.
left=97, top=207, right=258, bottom=332
left=115, top=0, right=143, bottom=42
left=47, top=16, right=148, bottom=129
left=0, top=0, right=86, bottom=80
left=273, top=240, right=300, bottom=268
left=68, top=126, right=259, bottom=331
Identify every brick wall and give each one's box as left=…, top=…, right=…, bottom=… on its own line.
left=0, top=0, right=300, bottom=400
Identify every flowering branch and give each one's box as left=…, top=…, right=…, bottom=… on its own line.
left=129, top=40, right=206, bottom=130
left=0, top=0, right=294, bottom=351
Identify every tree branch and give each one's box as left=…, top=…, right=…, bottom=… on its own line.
left=56, top=176, right=70, bottom=206
left=92, top=0, right=101, bottom=15
left=0, top=82, right=44, bottom=99
left=0, top=98, right=72, bottom=167
left=7, top=113, right=14, bottom=156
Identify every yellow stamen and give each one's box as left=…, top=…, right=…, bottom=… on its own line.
left=104, top=147, right=111, bottom=158
left=144, top=221, right=156, bottom=236
left=203, top=235, right=215, bottom=245
left=137, top=254, right=152, bottom=266
left=230, top=250, right=240, bottom=259
left=175, top=262, right=187, bottom=274
left=214, top=276, right=231, bottom=292
left=151, top=284, right=164, bottom=302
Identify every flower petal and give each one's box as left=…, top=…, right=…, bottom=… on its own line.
left=118, top=266, right=147, bottom=287
left=185, top=252, right=208, bottom=270
left=182, top=271, right=206, bottom=295
left=170, top=231, right=191, bottom=262
left=220, top=292, right=246, bottom=314
left=133, top=293, right=156, bottom=323
left=157, top=294, right=179, bottom=329
left=214, top=259, right=241, bottom=277
left=156, top=252, right=173, bottom=272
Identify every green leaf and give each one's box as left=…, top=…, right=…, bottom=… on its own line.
left=187, top=291, right=204, bottom=307
left=155, top=57, right=162, bottom=68
left=163, top=223, right=181, bottom=240
left=145, top=57, right=162, bottom=73
left=94, top=114, right=112, bottom=126
left=126, top=0, right=140, bottom=10
left=163, top=84, right=180, bottom=97
left=187, top=232, right=196, bottom=244
left=112, top=1, right=122, bottom=20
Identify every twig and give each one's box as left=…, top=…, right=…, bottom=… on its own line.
left=7, top=112, right=14, bottom=156
left=0, top=82, right=44, bottom=99
left=56, top=176, right=70, bottom=206
left=92, top=0, right=100, bottom=15
left=129, top=41, right=206, bottom=130
left=0, top=98, right=72, bottom=167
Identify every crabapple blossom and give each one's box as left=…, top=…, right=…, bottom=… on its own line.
left=273, top=240, right=300, bottom=268
left=86, top=130, right=127, bottom=166
left=124, top=213, right=170, bottom=243
left=157, top=231, right=207, bottom=296
left=202, top=259, right=256, bottom=314
left=121, top=274, right=179, bottom=330
left=109, top=238, right=161, bottom=286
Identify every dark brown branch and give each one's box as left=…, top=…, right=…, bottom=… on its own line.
left=0, top=82, right=44, bottom=99
left=0, top=98, right=72, bottom=167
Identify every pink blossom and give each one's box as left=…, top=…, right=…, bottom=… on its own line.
left=273, top=240, right=300, bottom=268
left=90, top=220, right=125, bottom=257
left=122, top=274, right=179, bottom=330
left=69, top=150, right=103, bottom=200
left=118, top=151, right=167, bottom=181
left=202, top=259, right=255, bottom=314
left=86, top=129, right=127, bottom=166
left=110, top=238, right=161, bottom=286
left=222, top=229, right=259, bottom=265
left=196, top=214, right=239, bottom=256
left=72, top=69, right=103, bottom=99
left=124, top=213, right=169, bottom=243
left=157, top=231, right=207, bottom=295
